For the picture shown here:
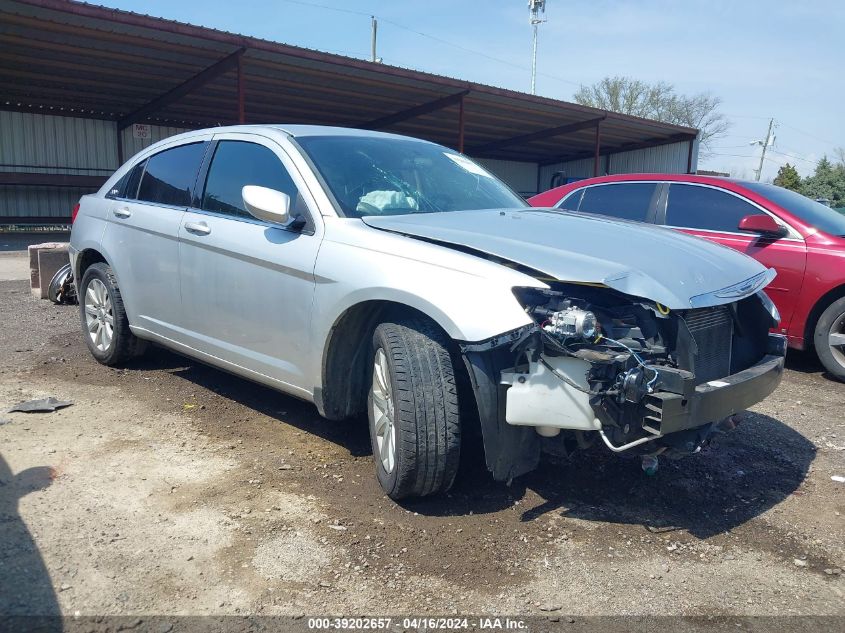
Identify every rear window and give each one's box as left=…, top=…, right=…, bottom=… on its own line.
left=666, top=184, right=764, bottom=232
left=558, top=189, right=583, bottom=211
left=123, top=160, right=146, bottom=199
left=137, top=142, right=207, bottom=207
left=576, top=183, right=657, bottom=222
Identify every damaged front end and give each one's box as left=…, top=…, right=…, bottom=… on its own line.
left=461, top=282, right=786, bottom=482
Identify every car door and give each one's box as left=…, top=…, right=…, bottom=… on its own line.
left=177, top=132, right=323, bottom=393
left=560, top=182, right=662, bottom=224
left=660, top=182, right=807, bottom=332
left=101, top=138, right=210, bottom=340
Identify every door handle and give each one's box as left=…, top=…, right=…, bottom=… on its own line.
left=184, top=221, right=211, bottom=236
left=112, top=207, right=131, bottom=219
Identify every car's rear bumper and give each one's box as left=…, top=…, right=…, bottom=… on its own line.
left=643, top=334, right=786, bottom=435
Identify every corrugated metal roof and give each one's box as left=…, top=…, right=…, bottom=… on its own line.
left=0, top=0, right=697, bottom=164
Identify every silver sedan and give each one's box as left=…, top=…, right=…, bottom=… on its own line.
left=70, top=125, right=785, bottom=499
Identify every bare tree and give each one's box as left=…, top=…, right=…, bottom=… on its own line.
left=573, top=76, right=730, bottom=154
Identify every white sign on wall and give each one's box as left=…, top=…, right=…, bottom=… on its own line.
left=132, top=123, right=151, bottom=139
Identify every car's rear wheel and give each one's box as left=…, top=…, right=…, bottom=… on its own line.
left=367, top=316, right=461, bottom=500
left=814, top=296, right=845, bottom=382
left=79, top=262, right=146, bottom=366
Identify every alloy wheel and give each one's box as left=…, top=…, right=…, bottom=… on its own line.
left=84, top=278, right=114, bottom=352
left=829, top=312, right=845, bottom=369
left=371, top=348, right=396, bottom=473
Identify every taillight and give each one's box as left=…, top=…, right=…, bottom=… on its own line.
left=71, top=203, right=80, bottom=224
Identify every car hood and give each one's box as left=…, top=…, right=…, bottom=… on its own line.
left=362, top=209, right=773, bottom=309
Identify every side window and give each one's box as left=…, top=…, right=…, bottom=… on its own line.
left=201, top=141, right=306, bottom=220
left=666, top=184, right=765, bottom=232
left=106, top=159, right=145, bottom=199
left=558, top=189, right=583, bottom=211
left=577, top=183, right=657, bottom=222
left=123, top=160, right=146, bottom=200
left=137, top=142, right=207, bottom=207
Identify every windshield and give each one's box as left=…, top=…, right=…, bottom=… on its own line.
left=295, top=135, right=527, bottom=218
left=743, top=182, right=845, bottom=237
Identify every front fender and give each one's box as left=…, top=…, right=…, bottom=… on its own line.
left=308, top=219, right=546, bottom=390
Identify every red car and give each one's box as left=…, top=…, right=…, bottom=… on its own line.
left=529, top=174, right=845, bottom=381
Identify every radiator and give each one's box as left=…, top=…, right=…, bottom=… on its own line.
left=683, top=306, right=733, bottom=384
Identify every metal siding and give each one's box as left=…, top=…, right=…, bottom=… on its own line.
left=0, top=185, right=90, bottom=218
left=120, top=124, right=192, bottom=162
left=0, top=112, right=190, bottom=218
left=474, top=158, right=539, bottom=196
left=607, top=141, right=690, bottom=174
left=537, top=140, right=695, bottom=194
left=538, top=156, right=608, bottom=191
left=0, top=111, right=118, bottom=175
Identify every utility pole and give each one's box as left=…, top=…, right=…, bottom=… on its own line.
left=370, top=16, right=379, bottom=63
left=752, top=118, right=775, bottom=181
left=528, top=0, right=546, bottom=95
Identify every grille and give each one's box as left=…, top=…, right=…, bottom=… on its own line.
left=682, top=306, right=733, bottom=384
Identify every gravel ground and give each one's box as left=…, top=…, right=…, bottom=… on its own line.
left=0, top=250, right=843, bottom=619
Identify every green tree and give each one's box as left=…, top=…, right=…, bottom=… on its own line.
left=572, top=76, right=730, bottom=154
left=800, top=157, right=845, bottom=207
left=773, top=163, right=801, bottom=191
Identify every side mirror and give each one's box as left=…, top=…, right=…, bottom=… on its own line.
left=738, top=214, right=787, bottom=238
left=242, top=185, right=291, bottom=226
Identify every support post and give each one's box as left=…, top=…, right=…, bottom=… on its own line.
left=458, top=94, right=465, bottom=153
left=237, top=52, right=245, bottom=124
left=593, top=120, right=602, bottom=177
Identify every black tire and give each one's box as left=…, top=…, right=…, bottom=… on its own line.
left=367, top=316, right=461, bottom=500
left=814, top=296, right=845, bottom=382
left=78, top=262, right=146, bottom=366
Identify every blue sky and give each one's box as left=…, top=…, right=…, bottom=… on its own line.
left=97, top=0, right=843, bottom=180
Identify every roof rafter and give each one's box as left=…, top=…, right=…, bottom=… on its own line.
left=469, top=116, right=605, bottom=155
left=117, top=48, right=245, bottom=130
left=360, top=90, right=470, bottom=130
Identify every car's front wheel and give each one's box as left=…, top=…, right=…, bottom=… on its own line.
left=368, top=316, right=461, bottom=500
left=814, top=296, right=845, bottom=382
left=79, top=262, right=146, bottom=366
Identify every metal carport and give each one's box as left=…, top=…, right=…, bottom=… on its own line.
left=0, top=0, right=698, bottom=222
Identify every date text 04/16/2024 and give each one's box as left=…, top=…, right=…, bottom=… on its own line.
left=307, top=617, right=528, bottom=630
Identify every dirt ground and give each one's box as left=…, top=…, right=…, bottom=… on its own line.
left=0, top=248, right=843, bottom=618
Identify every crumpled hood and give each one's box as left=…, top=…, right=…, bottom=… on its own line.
left=362, top=208, right=773, bottom=309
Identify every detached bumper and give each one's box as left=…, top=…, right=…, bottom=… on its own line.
left=643, top=335, right=786, bottom=435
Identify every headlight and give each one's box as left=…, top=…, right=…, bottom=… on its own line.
left=757, top=291, right=780, bottom=326
left=545, top=307, right=598, bottom=341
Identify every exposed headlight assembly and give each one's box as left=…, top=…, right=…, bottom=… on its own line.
left=543, top=306, right=598, bottom=341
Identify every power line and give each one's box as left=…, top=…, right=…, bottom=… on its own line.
left=777, top=122, right=837, bottom=147
left=277, top=0, right=582, bottom=88
left=767, top=148, right=822, bottom=166
left=279, top=0, right=370, bottom=17
left=707, top=153, right=756, bottom=159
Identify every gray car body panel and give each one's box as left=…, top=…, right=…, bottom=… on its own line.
left=362, top=209, right=772, bottom=310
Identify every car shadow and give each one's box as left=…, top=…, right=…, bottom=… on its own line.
left=138, top=348, right=373, bottom=458
left=129, top=348, right=814, bottom=540
left=785, top=347, right=843, bottom=383
left=406, top=412, right=814, bottom=539
left=0, top=453, right=62, bottom=627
